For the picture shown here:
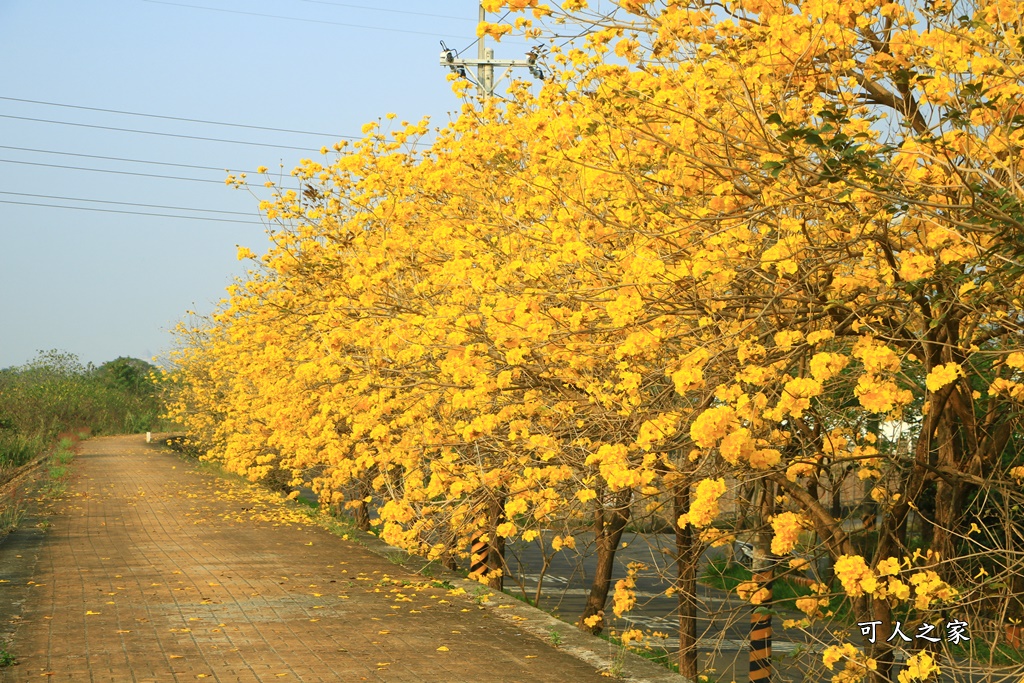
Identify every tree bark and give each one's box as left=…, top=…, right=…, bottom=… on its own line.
left=578, top=489, right=632, bottom=634
left=674, top=479, right=699, bottom=680
left=353, top=476, right=372, bottom=531
left=750, top=481, right=775, bottom=683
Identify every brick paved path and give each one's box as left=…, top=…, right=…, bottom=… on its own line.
left=0, top=435, right=618, bottom=682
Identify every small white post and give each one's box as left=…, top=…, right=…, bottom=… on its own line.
left=146, top=432, right=152, bottom=443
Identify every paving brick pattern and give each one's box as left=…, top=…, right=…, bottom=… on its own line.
left=0, top=436, right=614, bottom=682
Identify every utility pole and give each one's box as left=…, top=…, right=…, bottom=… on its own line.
left=477, top=4, right=493, bottom=96
left=440, top=3, right=547, bottom=98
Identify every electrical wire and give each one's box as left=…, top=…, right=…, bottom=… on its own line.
left=458, top=10, right=513, bottom=57
left=0, top=158, right=236, bottom=185
left=295, top=0, right=472, bottom=22
left=0, top=144, right=299, bottom=180
left=0, top=96, right=346, bottom=138
left=0, top=190, right=257, bottom=216
left=0, top=114, right=330, bottom=151
left=142, top=0, right=468, bottom=39
left=0, top=199, right=265, bottom=225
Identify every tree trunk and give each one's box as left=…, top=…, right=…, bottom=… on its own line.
left=353, top=476, right=372, bottom=531
left=865, top=595, right=897, bottom=683
left=750, top=481, right=775, bottom=683
left=931, top=412, right=969, bottom=579
left=578, top=489, right=632, bottom=634
left=674, top=479, right=699, bottom=680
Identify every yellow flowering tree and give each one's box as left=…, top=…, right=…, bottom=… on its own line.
left=165, top=0, right=1024, bottom=679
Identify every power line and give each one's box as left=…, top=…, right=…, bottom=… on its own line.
left=0, top=190, right=258, bottom=217
left=458, top=10, right=513, bottom=57
left=0, top=144, right=298, bottom=179
left=0, top=114, right=331, bottom=151
left=0, top=96, right=346, bottom=138
left=0, top=157, right=235, bottom=185
left=0, top=199, right=266, bottom=225
left=143, top=0, right=469, bottom=39
left=296, top=0, right=472, bottom=22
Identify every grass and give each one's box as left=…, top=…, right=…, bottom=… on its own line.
left=502, top=588, right=538, bottom=608
left=39, top=440, right=76, bottom=498
left=0, top=501, right=26, bottom=535
left=948, top=633, right=1024, bottom=666
left=0, top=432, right=47, bottom=469
left=472, top=586, right=491, bottom=605
left=0, top=434, right=78, bottom=541
left=595, top=629, right=681, bottom=675
left=0, top=645, right=15, bottom=667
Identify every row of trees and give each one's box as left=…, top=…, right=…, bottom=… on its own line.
left=0, top=351, right=164, bottom=470
left=167, top=0, right=1024, bottom=680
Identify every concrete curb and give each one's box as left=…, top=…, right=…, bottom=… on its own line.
left=0, top=456, right=56, bottom=651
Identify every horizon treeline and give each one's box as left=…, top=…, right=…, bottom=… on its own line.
left=0, top=350, right=164, bottom=469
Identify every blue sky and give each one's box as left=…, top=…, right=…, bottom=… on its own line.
left=0, top=0, right=555, bottom=369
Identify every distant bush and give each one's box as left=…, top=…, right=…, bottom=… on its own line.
left=0, top=350, right=165, bottom=468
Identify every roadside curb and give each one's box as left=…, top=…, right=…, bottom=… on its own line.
left=0, top=507, right=48, bottom=649
left=0, top=454, right=59, bottom=653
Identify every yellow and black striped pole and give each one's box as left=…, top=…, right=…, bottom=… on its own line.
left=468, top=530, right=488, bottom=582
left=749, top=558, right=774, bottom=682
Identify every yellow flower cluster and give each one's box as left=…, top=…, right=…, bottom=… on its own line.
left=831, top=554, right=952, bottom=609
left=822, top=643, right=876, bottom=683
left=735, top=581, right=771, bottom=604
left=612, top=562, right=645, bottom=617
left=925, top=363, right=962, bottom=391
left=833, top=555, right=877, bottom=597
left=689, top=406, right=737, bottom=449
left=786, top=460, right=817, bottom=481
left=620, top=628, right=645, bottom=648
left=796, top=596, right=829, bottom=620
left=679, top=478, right=727, bottom=528
left=897, top=652, right=940, bottom=683
left=810, top=352, right=850, bottom=382
left=908, top=570, right=957, bottom=610
left=855, top=374, right=913, bottom=414
left=770, top=511, right=808, bottom=555
left=989, top=378, right=1024, bottom=401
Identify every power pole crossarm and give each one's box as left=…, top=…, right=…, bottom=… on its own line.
left=439, top=57, right=537, bottom=69
left=438, top=3, right=547, bottom=97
